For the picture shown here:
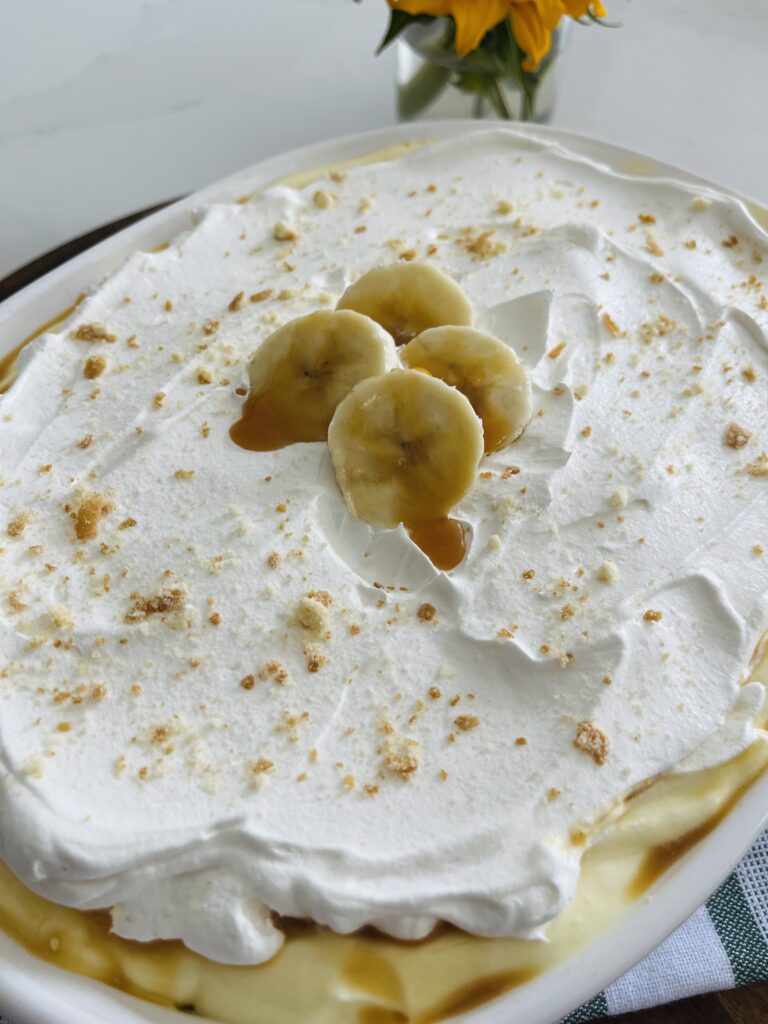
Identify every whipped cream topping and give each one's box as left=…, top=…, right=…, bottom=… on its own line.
left=1, top=131, right=767, bottom=966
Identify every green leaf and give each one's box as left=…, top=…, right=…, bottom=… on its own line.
left=376, top=10, right=415, bottom=54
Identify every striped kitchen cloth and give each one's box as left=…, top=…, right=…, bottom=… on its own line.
left=563, top=828, right=768, bottom=1021
left=2, top=832, right=768, bottom=1024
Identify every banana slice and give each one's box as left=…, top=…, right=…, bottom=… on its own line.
left=336, top=263, right=472, bottom=345
left=230, top=310, right=397, bottom=451
left=401, top=326, right=532, bottom=453
left=328, top=369, right=483, bottom=532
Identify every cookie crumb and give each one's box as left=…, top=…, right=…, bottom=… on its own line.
left=293, top=595, right=332, bottom=639
left=690, top=196, right=712, bottom=212
left=84, top=355, right=107, bottom=379
left=454, top=714, right=479, bottom=732
left=71, top=323, right=116, bottom=343
left=609, top=487, right=628, bottom=509
left=573, top=720, right=609, bottom=765
left=6, top=513, right=29, bottom=538
left=262, top=661, right=288, bottom=686
left=383, top=740, right=419, bottom=780
left=746, top=454, right=768, bottom=477
left=124, top=588, right=184, bottom=624
left=305, top=647, right=326, bottom=673
left=596, top=561, right=619, bottom=584
left=548, top=341, right=567, bottom=360
left=273, top=221, right=298, bottom=243
left=48, top=605, right=73, bottom=631
left=72, top=492, right=113, bottom=541
left=313, top=189, right=337, bottom=210
left=601, top=313, right=624, bottom=337
left=725, top=422, right=752, bottom=450
left=456, top=227, right=507, bottom=260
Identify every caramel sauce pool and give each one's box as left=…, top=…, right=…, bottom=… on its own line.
left=480, top=403, right=513, bottom=455
left=229, top=391, right=302, bottom=451
left=0, top=347, right=20, bottom=392
left=626, top=774, right=761, bottom=901
left=406, top=518, right=466, bottom=571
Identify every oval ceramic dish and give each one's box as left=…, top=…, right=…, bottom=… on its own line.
left=1, top=122, right=767, bottom=1024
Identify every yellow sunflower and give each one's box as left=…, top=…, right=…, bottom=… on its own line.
left=561, top=0, right=607, bottom=16
left=388, top=0, right=606, bottom=70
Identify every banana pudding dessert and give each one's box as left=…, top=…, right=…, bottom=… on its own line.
left=1, top=129, right=768, bottom=1022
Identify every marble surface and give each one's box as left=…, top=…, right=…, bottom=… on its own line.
left=1, top=0, right=766, bottom=279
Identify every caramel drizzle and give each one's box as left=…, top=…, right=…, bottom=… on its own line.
left=0, top=295, right=85, bottom=393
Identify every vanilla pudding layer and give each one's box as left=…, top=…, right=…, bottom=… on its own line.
left=1, top=727, right=767, bottom=1024
left=0, top=131, right=767, bottom=967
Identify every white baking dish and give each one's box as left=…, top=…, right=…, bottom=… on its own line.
left=1, top=121, right=767, bottom=1024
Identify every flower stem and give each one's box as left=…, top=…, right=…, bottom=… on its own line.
left=398, top=60, right=453, bottom=120
left=487, top=76, right=512, bottom=120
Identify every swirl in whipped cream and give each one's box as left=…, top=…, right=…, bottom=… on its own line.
left=0, top=131, right=767, bottom=965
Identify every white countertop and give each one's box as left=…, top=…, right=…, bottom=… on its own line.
left=1, top=0, right=767, bottom=279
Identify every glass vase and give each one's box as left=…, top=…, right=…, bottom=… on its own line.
left=397, top=18, right=570, bottom=123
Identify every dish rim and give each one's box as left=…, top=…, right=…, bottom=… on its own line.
left=0, top=119, right=767, bottom=1024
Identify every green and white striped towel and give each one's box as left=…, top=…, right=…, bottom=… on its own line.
left=2, top=832, right=768, bottom=1024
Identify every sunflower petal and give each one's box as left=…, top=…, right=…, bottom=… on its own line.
left=530, top=0, right=566, bottom=32
left=388, top=0, right=455, bottom=15
left=509, top=3, right=556, bottom=70
left=452, top=0, right=510, bottom=56
left=389, top=0, right=510, bottom=57
left=561, top=0, right=607, bottom=16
